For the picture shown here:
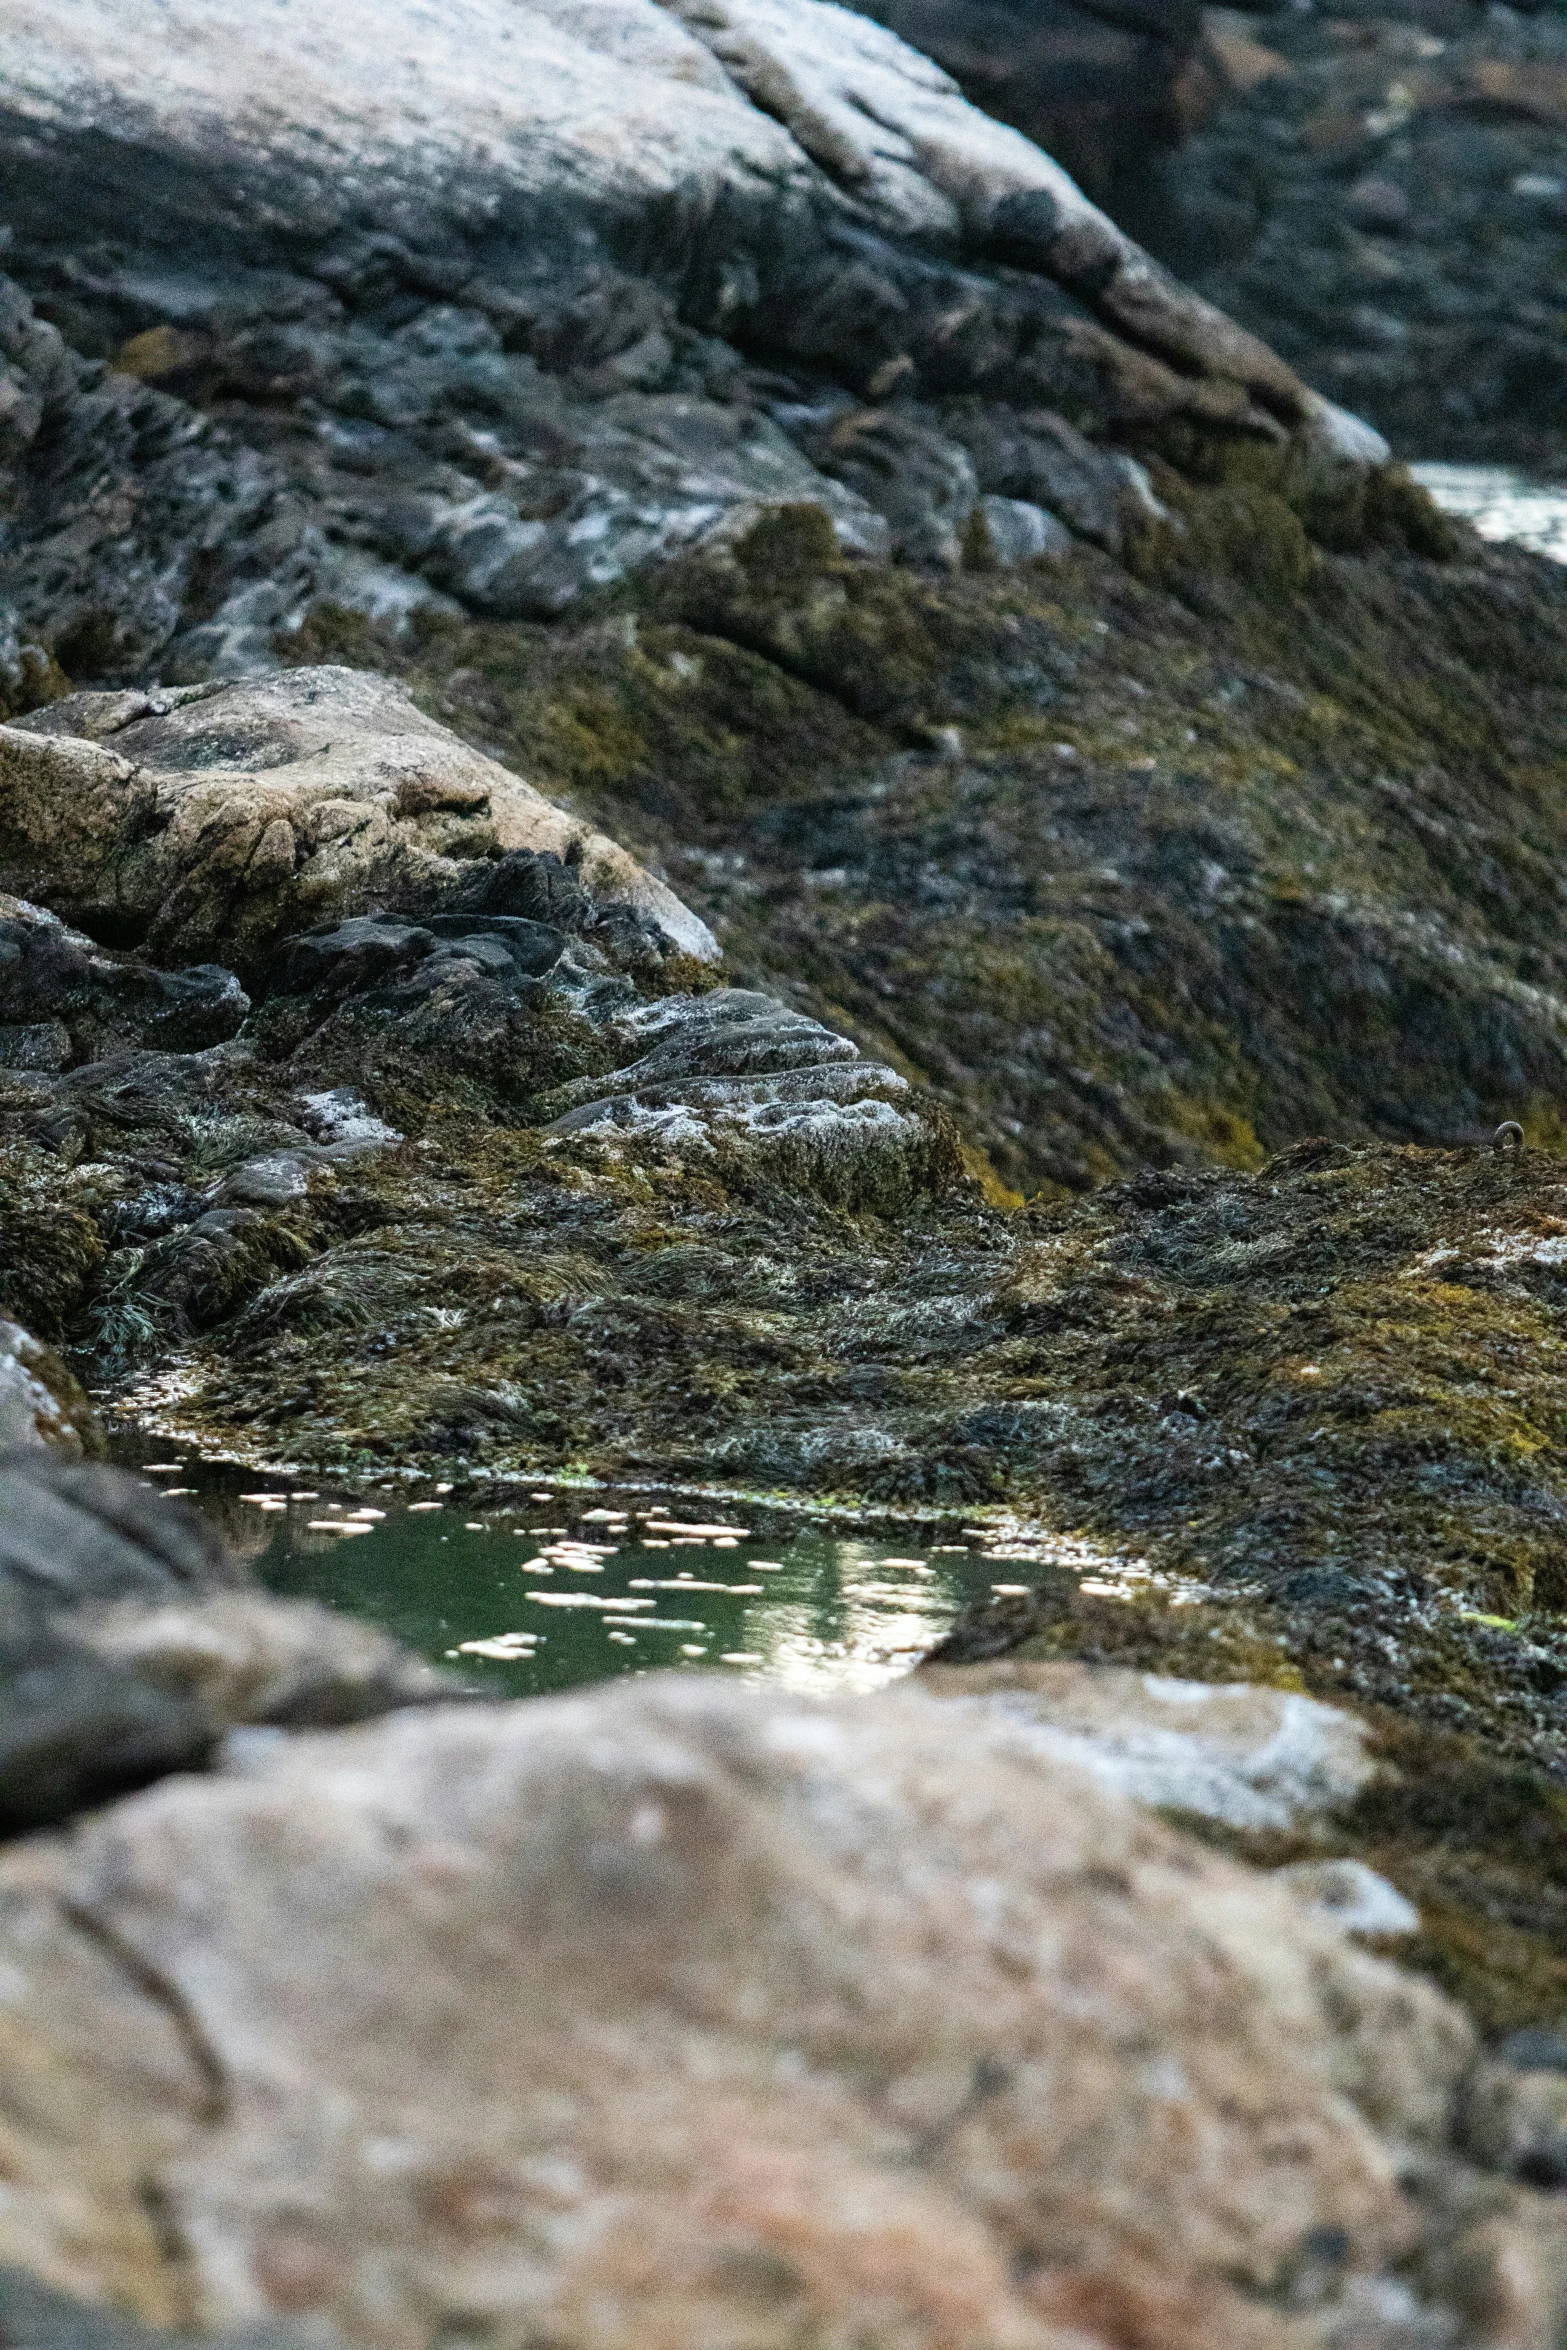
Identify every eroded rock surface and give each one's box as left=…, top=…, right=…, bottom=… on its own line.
left=0, top=670, right=715, bottom=966
left=2, top=1671, right=1561, bottom=2350
left=0, top=894, right=247, bottom=1069
left=0, top=0, right=1400, bottom=692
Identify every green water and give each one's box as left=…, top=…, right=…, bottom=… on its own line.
left=122, top=1455, right=1055, bottom=1698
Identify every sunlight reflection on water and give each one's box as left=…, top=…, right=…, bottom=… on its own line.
left=123, top=1456, right=1155, bottom=1699
left=1412, top=463, right=1567, bottom=565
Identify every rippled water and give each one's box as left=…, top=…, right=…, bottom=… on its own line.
left=128, top=1455, right=1150, bottom=1697
left=1411, top=463, right=1567, bottom=565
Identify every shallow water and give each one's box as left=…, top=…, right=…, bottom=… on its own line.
left=123, top=1454, right=1133, bottom=1698
left=1411, top=463, right=1567, bottom=565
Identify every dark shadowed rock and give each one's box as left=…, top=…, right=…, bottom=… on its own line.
left=0, top=1455, right=456, bottom=1832
left=0, top=895, right=248, bottom=1066
left=1160, top=1, right=1567, bottom=477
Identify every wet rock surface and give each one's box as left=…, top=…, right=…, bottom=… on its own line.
left=3, top=1670, right=1564, bottom=2349
left=0, top=0, right=1392, bottom=697
left=0, top=896, right=247, bottom=1070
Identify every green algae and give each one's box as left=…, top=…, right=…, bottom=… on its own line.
left=279, top=499, right=1567, bottom=1202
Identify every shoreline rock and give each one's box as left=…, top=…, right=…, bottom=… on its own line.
left=0, top=1451, right=459, bottom=1831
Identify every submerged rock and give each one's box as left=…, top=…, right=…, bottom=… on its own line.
left=0, top=1670, right=1558, bottom=2349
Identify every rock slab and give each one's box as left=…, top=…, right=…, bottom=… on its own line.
left=0, top=1672, right=1558, bottom=2349
left=0, top=671, right=716, bottom=966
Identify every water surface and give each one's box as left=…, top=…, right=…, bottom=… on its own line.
left=1411, top=463, right=1567, bottom=565
left=125, top=1456, right=1128, bottom=1698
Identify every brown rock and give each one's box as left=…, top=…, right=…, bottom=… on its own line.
left=0, top=670, right=717, bottom=968
left=0, top=1674, right=1557, bottom=2349
left=1466, top=58, right=1567, bottom=128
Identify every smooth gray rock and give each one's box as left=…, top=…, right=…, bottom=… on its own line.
left=0, top=2265, right=333, bottom=2350
left=1274, top=1857, right=1421, bottom=1939
left=918, top=1658, right=1380, bottom=1831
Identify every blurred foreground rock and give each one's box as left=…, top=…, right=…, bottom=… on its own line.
left=0, top=1453, right=451, bottom=1830
left=1, top=1670, right=1563, bottom=2350
left=0, top=1319, right=98, bottom=1457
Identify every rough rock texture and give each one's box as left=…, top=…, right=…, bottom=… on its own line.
left=0, top=1318, right=98, bottom=1457
left=0, top=1453, right=452, bottom=1831
left=300, top=487, right=1566, bottom=1200
left=538, top=986, right=930, bottom=1201
left=1158, top=1, right=1567, bottom=476
left=0, top=1671, right=1560, bottom=2350
left=0, top=671, right=715, bottom=967
left=0, top=0, right=1402, bottom=693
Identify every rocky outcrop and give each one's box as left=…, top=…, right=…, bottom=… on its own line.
left=1, top=1669, right=1561, bottom=2349
left=919, top=1657, right=1382, bottom=1832
left=0, top=0, right=1400, bottom=690
left=0, top=671, right=716, bottom=967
